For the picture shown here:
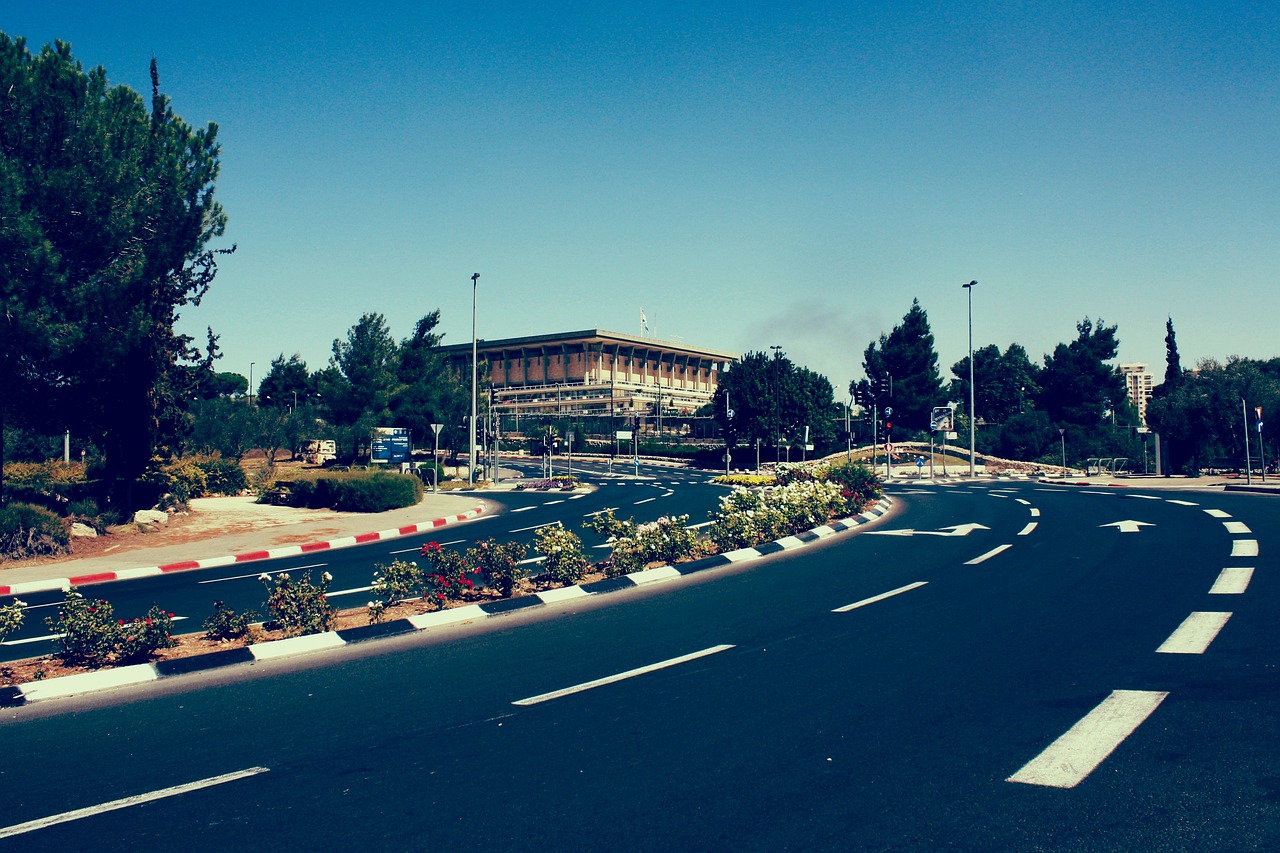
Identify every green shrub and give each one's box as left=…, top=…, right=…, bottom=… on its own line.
left=269, top=471, right=423, bottom=512
left=534, top=525, right=589, bottom=584
left=608, top=515, right=697, bottom=575
left=0, top=598, right=26, bottom=643
left=0, top=502, right=70, bottom=561
left=370, top=559, right=425, bottom=605
left=582, top=508, right=636, bottom=542
left=197, top=457, right=248, bottom=495
left=468, top=538, right=528, bottom=598
left=143, top=457, right=207, bottom=507
left=202, top=600, right=259, bottom=641
left=4, top=461, right=87, bottom=510
left=823, top=461, right=882, bottom=511
left=261, top=570, right=336, bottom=637
left=44, top=589, right=174, bottom=666
left=116, top=606, right=177, bottom=664
left=419, top=542, right=473, bottom=608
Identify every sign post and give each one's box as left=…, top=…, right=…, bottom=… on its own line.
left=430, top=423, right=443, bottom=492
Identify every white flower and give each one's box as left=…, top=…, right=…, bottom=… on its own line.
left=258, top=573, right=272, bottom=582
left=13, top=599, right=26, bottom=608
left=322, top=571, right=333, bottom=582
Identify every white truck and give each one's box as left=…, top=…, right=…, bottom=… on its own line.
left=298, top=439, right=337, bottom=465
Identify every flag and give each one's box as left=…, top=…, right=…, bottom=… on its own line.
left=640, top=309, right=650, bottom=335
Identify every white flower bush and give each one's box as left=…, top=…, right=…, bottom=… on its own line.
left=709, top=479, right=849, bottom=551
left=0, top=598, right=25, bottom=643
left=608, top=514, right=698, bottom=575
left=534, top=524, right=590, bottom=584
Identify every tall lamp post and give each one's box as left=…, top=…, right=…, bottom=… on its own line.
left=248, top=362, right=255, bottom=407
left=962, top=280, right=977, bottom=478
left=469, top=272, right=479, bottom=485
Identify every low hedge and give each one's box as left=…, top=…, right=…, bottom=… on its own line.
left=279, top=471, right=424, bottom=512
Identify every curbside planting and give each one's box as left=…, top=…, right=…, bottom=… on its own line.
left=0, top=504, right=488, bottom=598
left=0, top=497, right=892, bottom=707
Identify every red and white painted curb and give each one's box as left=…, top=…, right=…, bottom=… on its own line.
left=0, top=503, right=488, bottom=598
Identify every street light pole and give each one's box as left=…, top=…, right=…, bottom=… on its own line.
left=963, top=280, right=977, bottom=478
left=248, top=362, right=255, bottom=407
left=469, top=272, right=479, bottom=485
left=1059, top=427, right=1066, bottom=473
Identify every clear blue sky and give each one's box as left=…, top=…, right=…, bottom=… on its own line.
left=8, top=1, right=1278, bottom=396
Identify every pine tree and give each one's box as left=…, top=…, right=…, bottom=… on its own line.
left=0, top=37, right=231, bottom=507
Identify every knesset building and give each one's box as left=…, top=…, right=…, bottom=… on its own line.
left=440, top=329, right=738, bottom=429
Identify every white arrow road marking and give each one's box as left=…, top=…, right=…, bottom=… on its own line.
left=867, top=523, right=990, bottom=537
left=1007, top=690, right=1168, bottom=789
left=1100, top=520, right=1155, bottom=533
left=0, top=767, right=270, bottom=839
left=1157, top=611, right=1232, bottom=654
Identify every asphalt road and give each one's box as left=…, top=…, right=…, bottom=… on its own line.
left=1, top=480, right=1276, bottom=850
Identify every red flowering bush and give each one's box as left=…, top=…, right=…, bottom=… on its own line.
left=116, top=606, right=176, bottom=663
left=468, top=538, right=528, bottom=598
left=419, top=543, right=473, bottom=608
left=44, top=588, right=174, bottom=667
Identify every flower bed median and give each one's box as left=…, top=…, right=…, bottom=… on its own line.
left=1, top=461, right=882, bottom=690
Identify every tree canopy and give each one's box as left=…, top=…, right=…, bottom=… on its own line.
left=712, top=349, right=837, bottom=456
left=856, top=299, right=945, bottom=433
left=0, top=36, right=231, bottom=506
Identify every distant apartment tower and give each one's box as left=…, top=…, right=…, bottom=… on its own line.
left=1120, top=363, right=1154, bottom=424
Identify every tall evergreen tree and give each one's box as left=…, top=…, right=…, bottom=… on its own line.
left=0, top=37, right=231, bottom=506
left=860, top=299, right=944, bottom=431
left=1037, top=318, right=1125, bottom=433
left=1161, top=316, right=1182, bottom=390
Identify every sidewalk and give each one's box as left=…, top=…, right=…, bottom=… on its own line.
left=0, top=492, right=490, bottom=594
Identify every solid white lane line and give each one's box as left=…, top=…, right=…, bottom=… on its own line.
left=965, top=544, right=1012, bottom=565
left=1231, top=540, right=1259, bottom=558
left=509, top=521, right=563, bottom=534
left=1204, top=509, right=1231, bottom=518
left=512, top=645, right=735, bottom=706
left=1006, top=690, right=1168, bottom=789
left=832, top=582, right=927, bottom=612
left=1223, top=521, right=1252, bottom=534
left=1209, top=567, right=1254, bottom=595
left=633, top=497, right=656, bottom=505
left=0, top=767, right=270, bottom=839
left=198, top=564, right=328, bottom=585
left=1157, top=611, right=1232, bottom=654
left=1018, top=522, right=1037, bottom=536
left=325, top=585, right=373, bottom=598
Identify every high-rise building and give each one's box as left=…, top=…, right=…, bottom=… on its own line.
left=1120, top=363, right=1154, bottom=424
